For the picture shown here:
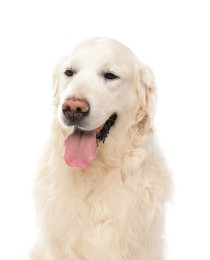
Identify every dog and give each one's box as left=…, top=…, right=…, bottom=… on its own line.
left=31, top=38, right=171, bottom=260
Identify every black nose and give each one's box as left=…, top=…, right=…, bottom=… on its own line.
left=62, top=97, right=89, bottom=123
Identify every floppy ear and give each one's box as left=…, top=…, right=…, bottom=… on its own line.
left=136, top=63, right=156, bottom=134
left=52, top=56, right=67, bottom=108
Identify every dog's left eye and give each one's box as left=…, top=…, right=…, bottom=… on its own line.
left=64, top=69, right=74, bottom=77
left=104, top=72, right=119, bottom=80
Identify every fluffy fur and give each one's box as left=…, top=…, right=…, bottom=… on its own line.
left=31, top=38, right=171, bottom=260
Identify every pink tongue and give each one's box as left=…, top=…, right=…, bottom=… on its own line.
left=63, top=130, right=97, bottom=169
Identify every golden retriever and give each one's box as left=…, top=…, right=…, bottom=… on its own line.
left=31, top=38, right=171, bottom=260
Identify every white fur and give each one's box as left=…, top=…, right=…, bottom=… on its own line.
left=31, top=38, right=171, bottom=260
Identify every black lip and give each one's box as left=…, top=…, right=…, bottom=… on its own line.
left=96, top=113, right=117, bottom=143
left=70, top=113, right=117, bottom=143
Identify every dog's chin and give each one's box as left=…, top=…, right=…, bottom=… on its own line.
left=73, top=113, right=118, bottom=144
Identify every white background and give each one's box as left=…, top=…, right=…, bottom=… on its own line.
left=0, top=1, right=210, bottom=259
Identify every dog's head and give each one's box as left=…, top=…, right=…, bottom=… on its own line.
left=52, top=38, right=156, bottom=168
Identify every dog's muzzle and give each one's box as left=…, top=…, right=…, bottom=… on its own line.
left=61, top=96, right=117, bottom=168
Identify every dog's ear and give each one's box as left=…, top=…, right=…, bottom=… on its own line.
left=136, top=63, right=156, bottom=134
left=52, top=56, right=67, bottom=108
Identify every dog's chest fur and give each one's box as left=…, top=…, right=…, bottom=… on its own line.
left=35, top=122, right=169, bottom=260
left=35, top=127, right=169, bottom=260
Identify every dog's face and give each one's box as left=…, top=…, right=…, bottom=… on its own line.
left=53, top=38, right=155, bottom=168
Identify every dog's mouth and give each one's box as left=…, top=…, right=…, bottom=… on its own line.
left=63, top=113, right=117, bottom=169
left=96, top=113, right=117, bottom=143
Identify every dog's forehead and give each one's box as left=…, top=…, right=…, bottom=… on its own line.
left=63, top=38, right=138, bottom=80
left=69, top=38, right=137, bottom=68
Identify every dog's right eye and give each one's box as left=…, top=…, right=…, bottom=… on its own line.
left=104, top=72, right=119, bottom=80
left=64, top=69, right=74, bottom=77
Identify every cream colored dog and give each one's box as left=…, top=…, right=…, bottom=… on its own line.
left=31, top=38, right=171, bottom=260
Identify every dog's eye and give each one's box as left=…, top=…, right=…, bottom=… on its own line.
left=104, top=72, right=119, bottom=80
left=64, top=69, right=74, bottom=77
